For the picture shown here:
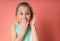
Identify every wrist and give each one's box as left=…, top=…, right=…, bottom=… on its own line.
left=30, top=24, right=35, bottom=27
left=31, top=25, right=35, bottom=29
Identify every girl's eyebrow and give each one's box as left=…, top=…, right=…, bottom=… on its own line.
left=19, top=10, right=29, bottom=12
left=19, top=11, right=22, bottom=12
left=26, top=11, right=30, bottom=12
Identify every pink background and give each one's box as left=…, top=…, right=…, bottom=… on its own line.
left=0, top=0, right=60, bottom=41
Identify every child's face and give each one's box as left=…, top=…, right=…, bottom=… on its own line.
left=16, top=6, right=31, bottom=23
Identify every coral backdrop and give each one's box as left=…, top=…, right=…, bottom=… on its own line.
left=0, top=0, right=60, bottom=41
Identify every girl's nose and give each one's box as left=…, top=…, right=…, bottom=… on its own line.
left=23, top=15, right=26, bottom=19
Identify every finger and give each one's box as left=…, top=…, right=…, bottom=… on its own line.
left=32, top=14, right=36, bottom=22
left=22, top=18, right=27, bottom=24
left=26, top=20, right=29, bottom=25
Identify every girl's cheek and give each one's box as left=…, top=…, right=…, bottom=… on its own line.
left=17, top=16, right=22, bottom=22
left=26, top=16, right=31, bottom=21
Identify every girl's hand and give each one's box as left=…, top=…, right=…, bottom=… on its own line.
left=20, top=18, right=29, bottom=32
left=30, top=14, right=36, bottom=27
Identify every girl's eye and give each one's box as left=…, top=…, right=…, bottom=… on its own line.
left=19, top=13, right=23, bottom=15
left=26, top=13, right=30, bottom=15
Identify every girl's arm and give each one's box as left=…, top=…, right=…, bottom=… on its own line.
left=10, top=19, right=29, bottom=41
left=30, top=15, right=39, bottom=41
left=10, top=25, right=26, bottom=41
left=31, top=25, right=39, bottom=41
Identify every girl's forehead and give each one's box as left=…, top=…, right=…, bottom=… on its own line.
left=18, top=6, right=30, bottom=12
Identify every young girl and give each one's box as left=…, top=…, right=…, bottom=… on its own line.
left=10, top=2, right=39, bottom=41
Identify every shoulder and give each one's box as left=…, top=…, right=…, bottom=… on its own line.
left=10, top=24, right=17, bottom=40
left=10, top=23, right=17, bottom=32
left=10, top=22, right=18, bottom=29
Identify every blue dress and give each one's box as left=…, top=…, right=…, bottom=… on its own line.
left=15, top=23, right=32, bottom=41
